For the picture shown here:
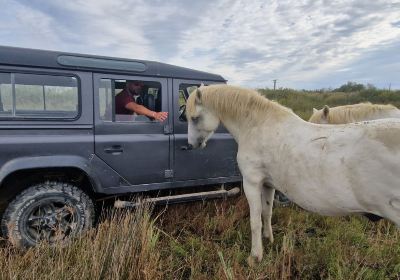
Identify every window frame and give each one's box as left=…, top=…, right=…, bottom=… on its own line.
left=0, top=72, right=12, bottom=117
left=0, top=70, right=81, bottom=121
left=173, top=79, right=226, bottom=134
left=177, top=83, right=201, bottom=123
left=98, top=77, right=163, bottom=124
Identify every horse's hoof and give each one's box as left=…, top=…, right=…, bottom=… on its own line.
left=247, top=256, right=256, bottom=267
left=247, top=254, right=262, bottom=267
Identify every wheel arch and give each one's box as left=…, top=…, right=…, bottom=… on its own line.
left=0, top=156, right=100, bottom=212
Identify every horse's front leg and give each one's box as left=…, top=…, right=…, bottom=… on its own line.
left=242, top=176, right=263, bottom=265
left=261, top=185, right=275, bottom=243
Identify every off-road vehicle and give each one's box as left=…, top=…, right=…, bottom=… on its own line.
left=0, top=46, right=241, bottom=247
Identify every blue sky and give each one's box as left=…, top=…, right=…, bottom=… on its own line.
left=1, top=0, right=399, bottom=89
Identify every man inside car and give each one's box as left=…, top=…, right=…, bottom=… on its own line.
left=115, top=80, right=168, bottom=121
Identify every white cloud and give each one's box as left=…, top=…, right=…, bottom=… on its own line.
left=168, top=0, right=400, bottom=88
left=0, top=0, right=62, bottom=47
left=1, top=0, right=400, bottom=89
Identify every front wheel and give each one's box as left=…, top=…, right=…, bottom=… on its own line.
left=1, top=181, right=95, bottom=248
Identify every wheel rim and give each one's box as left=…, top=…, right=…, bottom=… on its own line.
left=21, top=199, right=80, bottom=244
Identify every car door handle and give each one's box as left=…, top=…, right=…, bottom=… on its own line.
left=104, top=145, right=123, bottom=154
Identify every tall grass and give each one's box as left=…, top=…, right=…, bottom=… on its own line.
left=0, top=192, right=399, bottom=279
left=258, top=87, right=400, bottom=120
left=0, top=203, right=162, bottom=280
left=156, top=196, right=400, bottom=279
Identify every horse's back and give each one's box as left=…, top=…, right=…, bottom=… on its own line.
left=310, top=103, right=400, bottom=124
left=286, top=119, right=400, bottom=215
left=331, top=105, right=399, bottom=123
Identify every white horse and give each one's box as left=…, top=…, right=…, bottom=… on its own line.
left=186, top=84, right=400, bottom=265
left=309, top=102, right=400, bottom=124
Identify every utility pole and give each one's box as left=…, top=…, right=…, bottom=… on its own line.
left=389, top=83, right=391, bottom=91
left=272, top=79, right=277, bottom=90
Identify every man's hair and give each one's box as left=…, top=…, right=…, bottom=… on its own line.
left=127, top=80, right=144, bottom=86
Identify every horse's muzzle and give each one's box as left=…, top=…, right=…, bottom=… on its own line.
left=180, top=144, right=193, bottom=150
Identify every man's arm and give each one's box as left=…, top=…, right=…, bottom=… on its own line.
left=125, top=102, right=168, bottom=121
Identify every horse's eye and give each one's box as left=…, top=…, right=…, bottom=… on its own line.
left=191, top=116, right=199, bottom=123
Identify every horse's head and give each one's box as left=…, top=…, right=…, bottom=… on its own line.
left=308, top=105, right=330, bottom=124
left=186, top=87, right=220, bottom=149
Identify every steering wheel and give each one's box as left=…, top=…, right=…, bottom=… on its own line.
left=179, top=104, right=187, bottom=122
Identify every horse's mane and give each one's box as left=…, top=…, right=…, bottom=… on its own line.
left=186, top=84, right=294, bottom=124
left=326, top=103, right=398, bottom=123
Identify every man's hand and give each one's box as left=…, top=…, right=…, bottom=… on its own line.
left=153, top=111, right=168, bottom=122
left=125, top=102, right=168, bottom=122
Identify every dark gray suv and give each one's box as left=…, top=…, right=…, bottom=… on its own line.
left=0, top=46, right=241, bottom=247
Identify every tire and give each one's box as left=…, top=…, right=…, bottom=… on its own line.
left=1, top=181, right=95, bottom=248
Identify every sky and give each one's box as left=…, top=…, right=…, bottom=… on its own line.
left=0, top=0, right=399, bottom=90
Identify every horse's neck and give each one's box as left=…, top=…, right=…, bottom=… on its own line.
left=219, top=108, right=303, bottom=145
left=219, top=118, right=246, bottom=142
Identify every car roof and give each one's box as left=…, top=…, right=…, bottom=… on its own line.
left=0, top=45, right=226, bottom=82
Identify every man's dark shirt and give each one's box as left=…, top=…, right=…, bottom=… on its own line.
left=115, top=90, right=135, bottom=115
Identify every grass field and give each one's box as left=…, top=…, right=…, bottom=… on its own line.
left=1, top=196, right=399, bottom=279
left=259, top=84, right=400, bottom=120
left=1, top=84, right=400, bottom=279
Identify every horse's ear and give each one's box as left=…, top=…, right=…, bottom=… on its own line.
left=322, top=105, right=330, bottom=119
left=195, top=88, right=202, bottom=104
left=313, top=108, right=318, bottom=114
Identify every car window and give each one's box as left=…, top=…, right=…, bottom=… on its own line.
left=0, top=72, right=79, bottom=119
left=99, top=79, right=162, bottom=122
left=178, top=83, right=199, bottom=122
left=0, top=73, right=12, bottom=116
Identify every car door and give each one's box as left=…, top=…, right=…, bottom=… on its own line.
left=172, top=79, right=240, bottom=181
left=93, top=74, right=170, bottom=185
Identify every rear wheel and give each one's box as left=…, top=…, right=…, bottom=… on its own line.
left=1, top=181, right=94, bottom=248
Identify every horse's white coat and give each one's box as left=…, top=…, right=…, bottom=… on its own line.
left=186, top=84, right=400, bottom=263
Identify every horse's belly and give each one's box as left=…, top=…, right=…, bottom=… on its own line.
left=292, top=199, right=352, bottom=216
left=282, top=189, right=361, bottom=216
